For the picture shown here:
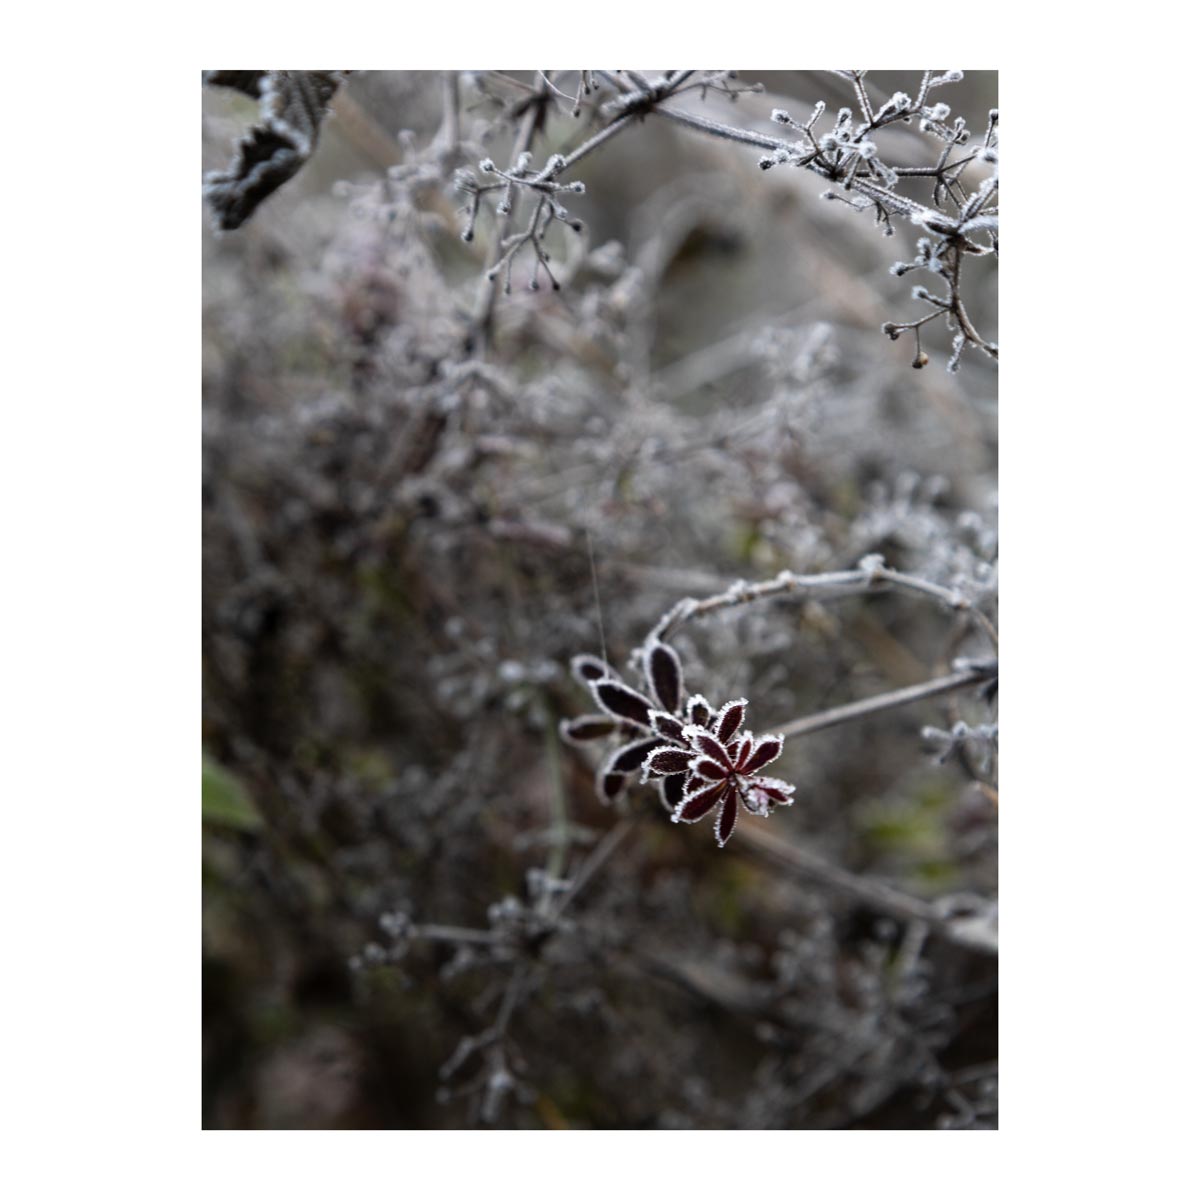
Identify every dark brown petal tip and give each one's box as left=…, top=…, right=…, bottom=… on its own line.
left=714, top=699, right=748, bottom=745
left=749, top=776, right=796, bottom=807
left=673, top=779, right=728, bottom=824
left=683, top=725, right=732, bottom=770
left=730, top=734, right=753, bottom=770
left=715, top=793, right=739, bottom=847
left=590, top=679, right=654, bottom=728
left=659, top=772, right=686, bottom=813
left=649, top=710, right=687, bottom=742
left=689, top=755, right=728, bottom=782
left=595, top=767, right=628, bottom=805
left=644, top=747, right=693, bottom=777
left=571, top=654, right=610, bottom=685
left=645, top=641, right=683, bottom=714
left=743, top=735, right=784, bottom=774
left=607, top=737, right=665, bottom=774
left=559, top=715, right=618, bottom=744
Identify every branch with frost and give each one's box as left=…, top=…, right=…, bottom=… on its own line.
left=772, top=661, right=997, bottom=741
left=633, top=555, right=998, bottom=779
left=659, top=69, right=998, bottom=369
left=562, top=551, right=997, bottom=853
left=643, top=554, right=998, bottom=651
left=462, top=69, right=997, bottom=369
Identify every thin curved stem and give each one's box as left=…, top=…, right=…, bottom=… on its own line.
left=648, top=562, right=998, bottom=652
left=772, top=666, right=994, bottom=740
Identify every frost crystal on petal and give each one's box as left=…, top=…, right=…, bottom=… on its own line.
left=688, top=755, right=728, bottom=782
left=715, top=794, right=738, bottom=847
left=748, top=776, right=795, bottom=807
left=744, top=788, right=771, bottom=817
left=643, top=746, right=693, bottom=777
left=673, top=779, right=727, bottom=824
left=743, top=735, right=784, bottom=774
left=683, top=725, right=733, bottom=770
left=649, top=710, right=686, bottom=742
left=714, top=699, right=748, bottom=744
left=686, top=695, right=713, bottom=727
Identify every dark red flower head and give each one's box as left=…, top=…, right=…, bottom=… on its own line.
left=561, top=643, right=795, bottom=846
left=643, top=700, right=794, bottom=847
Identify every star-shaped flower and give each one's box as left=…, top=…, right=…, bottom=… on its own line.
left=560, top=643, right=795, bottom=847
left=642, top=699, right=795, bottom=847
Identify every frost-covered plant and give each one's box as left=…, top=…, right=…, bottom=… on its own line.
left=448, top=70, right=998, bottom=369
left=202, top=70, right=998, bottom=1131
left=562, top=644, right=795, bottom=845
left=204, top=69, right=997, bottom=369
left=561, top=553, right=996, bottom=856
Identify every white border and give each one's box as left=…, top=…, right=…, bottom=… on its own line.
left=7, top=3, right=1195, bottom=1197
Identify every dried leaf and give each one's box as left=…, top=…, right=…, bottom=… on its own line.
left=204, top=70, right=348, bottom=230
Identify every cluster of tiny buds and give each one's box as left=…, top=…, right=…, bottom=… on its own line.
left=454, top=152, right=587, bottom=252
